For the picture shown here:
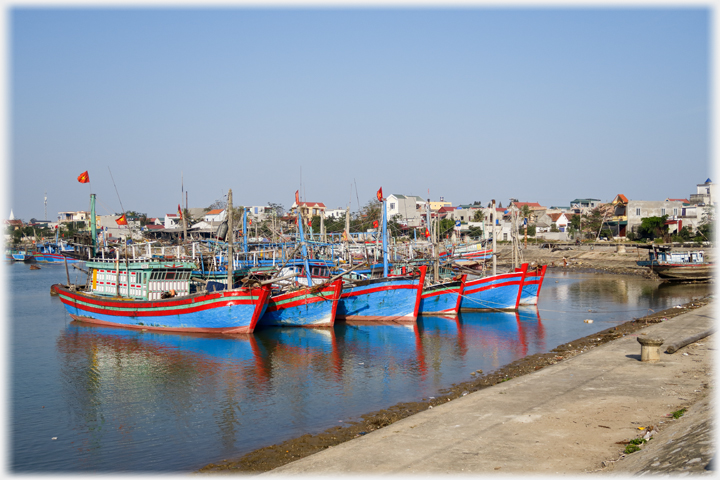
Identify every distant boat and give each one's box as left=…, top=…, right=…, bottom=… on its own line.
left=637, top=247, right=713, bottom=282
left=8, top=250, right=33, bottom=262
left=33, top=244, right=84, bottom=264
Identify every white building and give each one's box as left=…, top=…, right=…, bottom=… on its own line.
left=690, top=178, right=715, bottom=205
left=203, top=209, right=226, bottom=223
left=324, top=208, right=347, bottom=220
left=386, top=194, right=426, bottom=227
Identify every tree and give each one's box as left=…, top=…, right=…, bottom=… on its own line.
left=267, top=202, right=284, bottom=217
left=473, top=210, right=485, bottom=222
left=520, top=205, right=532, bottom=222
left=696, top=207, right=714, bottom=242
left=582, top=208, right=605, bottom=240
left=207, top=197, right=227, bottom=211
left=638, top=215, right=668, bottom=240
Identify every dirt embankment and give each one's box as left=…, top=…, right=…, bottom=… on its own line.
left=198, top=296, right=712, bottom=474
left=495, top=242, right=712, bottom=278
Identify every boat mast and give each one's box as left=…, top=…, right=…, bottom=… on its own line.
left=243, top=207, right=248, bottom=254
left=296, top=202, right=313, bottom=285
left=382, top=196, right=388, bottom=277
left=181, top=172, right=188, bottom=244
left=90, top=194, right=97, bottom=256
left=492, top=199, right=497, bottom=276
left=227, top=189, right=233, bottom=289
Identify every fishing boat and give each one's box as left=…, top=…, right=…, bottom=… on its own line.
left=448, top=241, right=493, bottom=260
left=33, top=241, right=84, bottom=264
left=336, top=266, right=427, bottom=322
left=260, top=278, right=344, bottom=327
left=517, top=264, right=547, bottom=305
left=52, top=257, right=272, bottom=334
left=460, top=263, right=529, bottom=311
left=637, top=247, right=713, bottom=282
left=9, top=249, right=34, bottom=262
left=418, top=275, right=467, bottom=315
left=336, top=190, right=429, bottom=322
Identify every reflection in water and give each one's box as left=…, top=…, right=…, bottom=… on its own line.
left=15, top=267, right=712, bottom=472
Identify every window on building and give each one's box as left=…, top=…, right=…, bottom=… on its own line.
left=673, top=208, right=678, bottom=216
left=390, top=203, right=395, bottom=210
left=503, top=233, right=508, bottom=240
left=254, top=207, right=258, bottom=214
left=661, top=208, right=666, bottom=216
left=635, top=208, right=641, bottom=216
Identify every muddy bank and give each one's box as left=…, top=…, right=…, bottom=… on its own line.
left=495, top=242, right=713, bottom=278
left=198, top=295, right=712, bottom=474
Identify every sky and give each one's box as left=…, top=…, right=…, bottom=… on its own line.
left=6, top=5, right=712, bottom=221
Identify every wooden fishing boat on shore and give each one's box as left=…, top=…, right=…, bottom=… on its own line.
left=637, top=247, right=713, bottom=282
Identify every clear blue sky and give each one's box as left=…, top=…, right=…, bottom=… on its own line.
left=8, top=7, right=711, bottom=220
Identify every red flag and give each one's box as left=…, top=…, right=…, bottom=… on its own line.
left=376, top=187, right=383, bottom=202
left=424, top=228, right=430, bottom=238
left=341, top=231, right=348, bottom=242
left=77, top=171, right=90, bottom=183
left=295, top=190, right=300, bottom=204
left=308, top=218, right=312, bottom=227
left=373, top=220, right=379, bottom=229
left=248, top=218, right=252, bottom=225
left=115, top=214, right=128, bottom=226
left=177, top=204, right=182, bottom=219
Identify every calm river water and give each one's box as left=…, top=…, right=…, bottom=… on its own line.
left=8, top=262, right=712, bottom=472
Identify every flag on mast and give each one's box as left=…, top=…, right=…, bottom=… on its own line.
left=115, top=214, right=128, bottom=226
left=376, top=187, right=383, bottom=202
left=177, top=204, right=182, bottom=219
left=77, top=171, right=90, bottom=183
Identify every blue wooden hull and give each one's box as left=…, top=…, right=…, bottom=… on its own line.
left=518, top=265, right=546, bottom=305
left=460, top=264, right=528, bottom=311
left=259, top=279, right=343, bottom=327
left=52, top=284, right=272, bottom=334
left=337, top=267, right=427, bottom=322
left=418, top=276, right=465, bottom=315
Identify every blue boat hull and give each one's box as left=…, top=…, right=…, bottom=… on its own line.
left=259, top=280, right=343, bottom=327
left=460, top=264, right=528, bottom=311
left=337, top=267, right=427, bottom=322
left=418, top=276, right=465, bottom=315
left=52, top=284, right=272, bottom=334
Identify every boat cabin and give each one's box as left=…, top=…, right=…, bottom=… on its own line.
left=86, top=258, right=197, bottom=300
left=649, top=250, right=705, bottom=265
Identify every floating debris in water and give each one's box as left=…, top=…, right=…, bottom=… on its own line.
left=584, top=319, right=594, bottom=323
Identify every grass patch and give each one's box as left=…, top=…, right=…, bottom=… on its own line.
left=671, top=408, right=687, bottom=419
left=624, top=445, right=641, bottom=454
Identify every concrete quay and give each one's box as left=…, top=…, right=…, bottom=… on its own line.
left=265, top=303, right=715, bottom=476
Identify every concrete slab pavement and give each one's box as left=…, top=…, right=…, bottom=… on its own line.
left=264, top=304, right=715, bottom=475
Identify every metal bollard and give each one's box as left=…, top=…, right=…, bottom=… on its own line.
left=637, top=337, right=664, bottom=363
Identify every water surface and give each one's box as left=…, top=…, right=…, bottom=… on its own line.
left=9, top=264, right=711, bottom=472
